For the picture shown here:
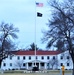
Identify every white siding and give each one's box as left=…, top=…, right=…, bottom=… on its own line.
left=1, top=51, right=73, bottom=70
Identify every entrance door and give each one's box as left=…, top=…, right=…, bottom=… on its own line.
left=34, top=63, right=39, bottom=69
left=36, top=63, right=39, bottom=69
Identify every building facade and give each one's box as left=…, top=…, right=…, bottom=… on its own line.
left=1, top=50, right=73, bottom=70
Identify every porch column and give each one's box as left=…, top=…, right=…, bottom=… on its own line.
left=45, top=63, right=47, bottom=69
left=32, top=62, right=34, bottom=67
left=26, top=63, right=28, bottom=69
left=39, top=62, right=40, bottom=70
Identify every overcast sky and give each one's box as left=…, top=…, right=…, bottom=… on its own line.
left=0, top=0, right=50, bottom=50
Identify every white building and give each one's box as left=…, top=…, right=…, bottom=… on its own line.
left=1, top=50, right=73, bottom=70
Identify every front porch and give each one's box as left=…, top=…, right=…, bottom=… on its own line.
left=25, top=60, right=47, bottom=70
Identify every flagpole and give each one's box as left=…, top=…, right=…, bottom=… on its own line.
left=35, top=1, right=37, bottom=67
left=34, top=1, right=43, bottom=69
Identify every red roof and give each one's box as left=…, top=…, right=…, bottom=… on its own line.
left=13, top=50, right=62, bottom=55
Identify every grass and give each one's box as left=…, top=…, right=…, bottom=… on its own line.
left=0, top=70, right=72, bottom=75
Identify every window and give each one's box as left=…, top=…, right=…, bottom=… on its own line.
left=29, top=56, right=31, bottom=60
left=67, top=56, right=69, bottom=59
left=60, top=56, right=63, bottom=59
left=61, top=63, right=63, bottom=66
left=28, top=63, right=32, bottom=67
left=17, top=56, right=20, bottom=60
left=67, top=63, right=69, bottom=66
left=41, top=56, right=44, bottom=60
left=41, top=63, right=44, bottom=66
left=10, top=56, right=12, bottom=60
left=10, top=63, right=12, bottom=66
left=36, top=56, right=37, bottom=59
left=47, top=56, right=50, bottom=59
left=23, top=56, right=25, bottom=60
left=53, top=56, right=55, bottom=59
left=23, top=63, right=25, bottom=66
left=3, top=63, right=6, bottom=66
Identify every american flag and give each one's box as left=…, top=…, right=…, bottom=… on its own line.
left=36, top=2, right=43, bottom=7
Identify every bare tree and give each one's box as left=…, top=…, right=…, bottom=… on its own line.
left=14, top=60, right=23, bottom=69
left=0, top=22, right=19, bottom=68
left=49, top=56, right=58, bottom=69
left=42, top=0, right=74, bottom=75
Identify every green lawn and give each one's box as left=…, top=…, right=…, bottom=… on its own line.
left=0, top=70, right=72, bottom=75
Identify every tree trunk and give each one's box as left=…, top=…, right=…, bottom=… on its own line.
left=73, top=63, right=74, bottom=75
left=0, top=60, right=2, bottom=69
left=70, top=52, right=74, bottom=75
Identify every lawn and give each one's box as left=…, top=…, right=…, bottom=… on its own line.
left=0, top=70, right=72, bottom=75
